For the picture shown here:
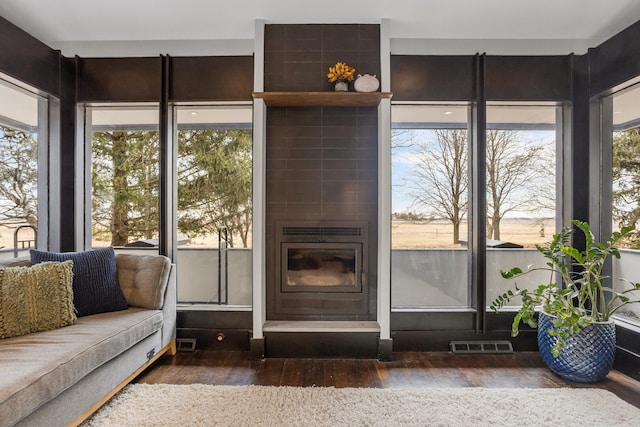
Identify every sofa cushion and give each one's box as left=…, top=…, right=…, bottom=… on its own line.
left=0, top=261, right=76, bottom=339
left=0, top=307, right=163, bottom=427
left=30, top=247, right=128, bottom=317
left=116, top=254, right=171, bottom=309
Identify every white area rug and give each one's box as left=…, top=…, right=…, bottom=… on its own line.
left=83, top=384, right=640, bottom=427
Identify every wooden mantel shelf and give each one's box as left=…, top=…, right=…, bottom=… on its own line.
left=253, top=91, right=393, bottom=107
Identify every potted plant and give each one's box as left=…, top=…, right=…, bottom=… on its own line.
left=491, top=219, right=640, bottom=382
left=327, top=62, right=355, bottom=92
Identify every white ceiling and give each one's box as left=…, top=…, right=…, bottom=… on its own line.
left=2, top=0, right=640, bottom=56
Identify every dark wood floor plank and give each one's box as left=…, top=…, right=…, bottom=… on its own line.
left=135, top=351, right=640, bottom=409
left=279, top=359, right=305, bottom=387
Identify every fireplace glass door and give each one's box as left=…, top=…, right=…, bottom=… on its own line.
left=282, top=243, right=362, bottom=293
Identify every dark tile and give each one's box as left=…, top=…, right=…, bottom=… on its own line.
left=267, top=169, right=287, bottom=183
left=286, top=108, right=323, bottom=125
left=287, top=184, right=322, bottom=203
left=285, top=74, right=326, bottom=91
left=267, top=184, right=287, bottom=203
left=287, top=148, right=322, bottom=159
left=358, top=25, right=380, bottom=41
left=285, top=24, right=322, bottom=41
left=354, top=62, right=381, bottom=77
left=358, top=158, right=378, bottom=171
left=288, top=137, right=322, bottom=148
left=285, top=50, right=323, bottom=63
left=266, top=202, right=289, bottom=216
left=322, top=182, right=358, bottom=200
left=266, top=126, right=287, bottom=142
left=357, top=182, right=378, bottom=204
left=266, top=158, right=287, bottom=171
left=285, top=61, right=324, bottom=77
left=267, top=109, right=287, bottom=124
left=264, top=80, right=288, bottom=92
left=323, top=203, right=359, bottom=218
left=323, top=147, right=359, bottom=159
left=322, top=26, right=362, bottom=51
left=284, top=37, right=322, bottom=52
left=265, top=24, right=286, bottom=37
left=322, top=106, right=359, bottom=117
left=267, top=146, right=290, bottom=160
left=287, top=203, right=323, bottom=219
left=321, top=115, right=358, bottom=127
left=287, top=159, right=322, bottom=171
left=264, top=51, right=286, bottom=70
left=323, top=125, right=357, bottom=138
left=357, top=168, right=377, bottom=182
left=356, top=147, right=377, bottom=160
left=323, top=49, right=362, bottom=66
left=355, top=109, right=377, bottom=120
left=322, top=169, right=358, bottom=182
left=323, top=158, right=358, bottom=170
left=286, top=170, right=322, bottom=182
left=287, top=126, right=323, bottom=139
left=323, top=137, right=357, bottom=149
left=357, top=125, right=378, bottom=140
left=356, top=203, right=378, bottom=220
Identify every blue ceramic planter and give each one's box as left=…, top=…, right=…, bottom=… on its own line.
left=537, top=311, right=616, bottom=383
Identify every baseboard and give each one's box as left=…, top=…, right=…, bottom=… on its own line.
left=250, top=337, right=265, bottom=359
left=264, top=331, right=379, bottom=358
left=378, top=338, right=393, bottom=361
left=615, top=347, right=640, bottom=381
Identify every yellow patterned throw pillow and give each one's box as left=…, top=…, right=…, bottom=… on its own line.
left=0, top=260, right=76, bottom=339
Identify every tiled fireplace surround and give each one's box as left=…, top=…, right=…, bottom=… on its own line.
left=264, top=24, right=381, bottom=320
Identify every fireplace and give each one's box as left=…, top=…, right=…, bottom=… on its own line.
left=273, top=221, right=369, bottom=318
left=283, top=243, right=361, bottom=292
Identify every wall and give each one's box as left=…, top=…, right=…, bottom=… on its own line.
left=263, top=24, right=380, bottom=320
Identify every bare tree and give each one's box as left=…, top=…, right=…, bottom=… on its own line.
left=406, top=129, right=468, bottom=243
left=485, top=129, right=546, bottom=240
left=391, top=128, right=416, bottom=150
left=0, top=126, right=38, bottom=227
left=402, top=128, right=549, bottom=243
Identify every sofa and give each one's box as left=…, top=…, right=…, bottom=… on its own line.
left=0, top=251, right=176, bottom=427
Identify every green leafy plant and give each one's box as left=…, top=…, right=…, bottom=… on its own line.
left=491, top=220, right=640, bottom=357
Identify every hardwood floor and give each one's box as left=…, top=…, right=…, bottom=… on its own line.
left=135, top=350, right=640, bottom=409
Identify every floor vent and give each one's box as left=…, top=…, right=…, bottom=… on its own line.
left=176, top=338, right=197, bottom=352
left=450, top=340, right=513, bottom=354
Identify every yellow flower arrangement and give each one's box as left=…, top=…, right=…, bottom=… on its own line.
left=327, top=62, right=355, bottom=83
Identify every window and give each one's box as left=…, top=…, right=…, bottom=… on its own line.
left=175, top=105, right=253, bottom=306
left=0, top=78, right=47, bottom=259
left=610, top=84, right=640, bottom=325
left=486, top=103, right=560, bottom=308
left=391, top=103, right=561, bottom=311
left=391, top=104, right=471, bottom=308
left=87, top=105, right=160, bottom=253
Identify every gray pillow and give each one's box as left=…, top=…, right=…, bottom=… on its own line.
left=30, top=247, right=128, bottom=317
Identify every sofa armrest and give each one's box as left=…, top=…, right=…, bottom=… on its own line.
left=0, top=257, right=31, bottom=268
left=116, top=254, right=171, bottom=309
left=161, top=263, right=177, bottom=350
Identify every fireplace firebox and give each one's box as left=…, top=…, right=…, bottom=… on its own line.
left=283, top=243, right=361, bottom=292
left=273, top=221, right=369, bottom=318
